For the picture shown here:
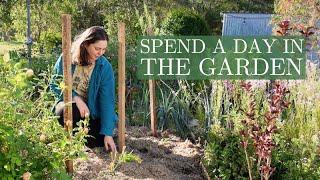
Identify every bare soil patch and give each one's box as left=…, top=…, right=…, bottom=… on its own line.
left=73, top=126, right=205, bottom=180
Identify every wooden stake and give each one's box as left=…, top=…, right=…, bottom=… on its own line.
left=146, top=27, right=157, bottom=137
left=118, top=23, right=126, bottom=152
left=61, top=14, right=73, bottom=174
left=149, top=79, right=157, bottom=137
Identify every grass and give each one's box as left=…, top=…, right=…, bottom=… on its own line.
left=0, top=41, right=24, bottom=55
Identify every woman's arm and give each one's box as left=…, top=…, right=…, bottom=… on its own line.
left=98, top=62, right=117, bottom=151
left=98, top=62, right=117, bottom=136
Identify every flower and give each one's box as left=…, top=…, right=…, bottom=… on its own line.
left=3, top=52, right=10, bottom=63
left=26, top=69, right=34, bottom=77
left=40, top=134, right=46, bottom=142
left=223, top=80, right=234, bottom=92
left=22, top=172, right=31, bottom=180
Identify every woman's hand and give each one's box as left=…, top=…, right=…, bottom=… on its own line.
left=73, top=96, right=90, bottom=118
left=104, top=136, right=117, bottom=152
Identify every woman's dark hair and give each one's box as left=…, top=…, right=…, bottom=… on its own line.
left=71, top=26, right=109, bottom=66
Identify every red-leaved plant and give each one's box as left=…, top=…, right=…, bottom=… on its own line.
left=276, top=20, right=292, bottom=36
left=240, top=81, right=290, bottom=180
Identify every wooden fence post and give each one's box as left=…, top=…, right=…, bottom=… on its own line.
left=118, top=23, right=126, bottom=152
left=149, top=79, right=157, bottom=137
left=61, top=14, right=73, bottom=174
left=146, top=27, right=157, bottom=137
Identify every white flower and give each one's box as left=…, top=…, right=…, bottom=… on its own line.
left=26, top=69, right=34, bottom=77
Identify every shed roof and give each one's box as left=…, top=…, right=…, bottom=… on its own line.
left=222, top=13, right=273, bottom=36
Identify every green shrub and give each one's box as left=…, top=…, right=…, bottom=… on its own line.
left=203, top=124, right=250, bottom=179
left=272, top=134, right=320, bottom=179
left=0, top=53, right=88, bottom=179
left=39, top=31, right=62, bottom=54
left=161, top=8, right=211, bottom=35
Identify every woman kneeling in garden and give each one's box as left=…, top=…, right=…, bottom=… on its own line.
left=49, top=26, right=118, bottom=152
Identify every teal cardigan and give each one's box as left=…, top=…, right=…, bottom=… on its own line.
left=49, top=55, right=118, bottom=136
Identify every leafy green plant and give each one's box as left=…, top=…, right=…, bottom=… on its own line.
left=161, top=8, right=210, bottom=35
left=203, top=124, right=249, bottom=179
left=108, top=146, right=142, bottom=175
left=0, top=52, right=88, bottom=179
left=272, top=134, right=320, bottom=179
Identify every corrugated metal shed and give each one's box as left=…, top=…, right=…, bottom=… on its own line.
left=222, top=13, right=319, bottom=64
left=222, top=13, right=272, bottom=36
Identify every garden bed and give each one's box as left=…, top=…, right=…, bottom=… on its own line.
left=73, top=126, right=205, bottom=180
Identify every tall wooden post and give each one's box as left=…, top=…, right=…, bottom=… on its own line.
left=146, top=27, right=157, bottom=137
left=61, top=14, right=73, bottom=174
left=149, top=79, right=157, bottom=137
left=118, top=23, right=126, bottom=152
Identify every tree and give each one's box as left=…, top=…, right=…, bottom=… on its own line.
left=0, top=0, right=18, bottom=40
left=275, top=0, right=320, bottom=27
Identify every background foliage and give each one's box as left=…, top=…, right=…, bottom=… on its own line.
left=1, top=0, right=320, bottom=179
